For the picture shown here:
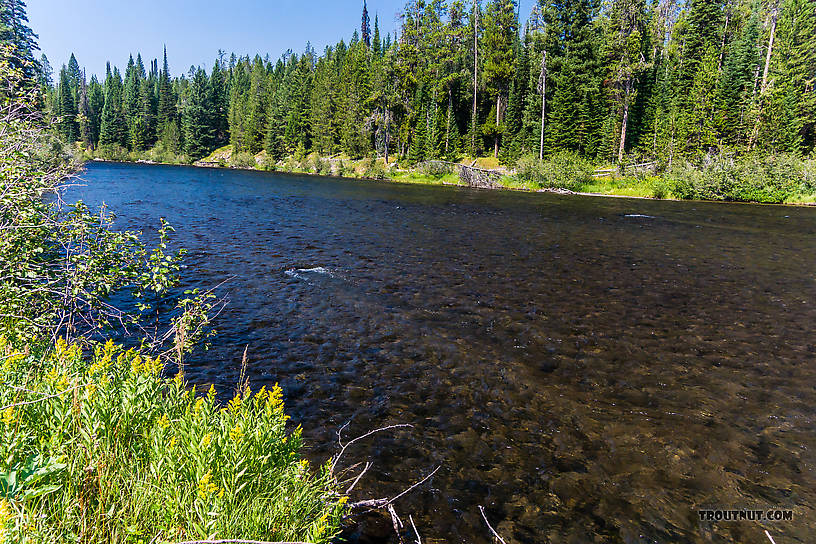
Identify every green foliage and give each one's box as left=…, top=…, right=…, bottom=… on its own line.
left=230, top=152, right=256, bottom=169
left=666, top=154, right=807, bottom=202
left=515, top=151, right=595, bottom=190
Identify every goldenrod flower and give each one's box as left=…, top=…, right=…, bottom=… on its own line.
left=229, top=423, right=244, bottom=443
left=1, top=407, right=14, bottom=427
left=207, top=384, right=217, bottom=401
left=157, top=414, right=170, bottom=430
left=201, top=432, right=212, bottom=447
left=197, top=472, right=219, bottom=499
left=338, top=496, right=348, bottom=506
left=0, top=498, right=13, bottom=539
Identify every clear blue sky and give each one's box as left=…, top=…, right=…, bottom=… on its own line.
left=28, top=0, right=535, bottom=79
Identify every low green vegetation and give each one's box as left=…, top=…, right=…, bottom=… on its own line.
left=1, top=42, right=345, bottom=544
left=509, top=152, right=816, bottom=203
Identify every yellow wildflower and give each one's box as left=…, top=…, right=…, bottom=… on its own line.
left=169, top=435, right=178, bottom=449
left=194, top=397, right=205, bottom=415
left=0, top=498, right=13, bottom=539
left=338, top=496, right=348, bottom=506
left=207, top=384, right=217, bottom=401
left=197, top=472, right=219, bottom=499
left=157, top=414, right=170, bottom=430
left=255, top=386, right=268, bottom=403
left=85, top=383, right=97, bottom=401
left=266, top=382, right=284, bottom=411
left=201, top=432, right=212, bottom=447
left=1, top=407, right=14, bottom=427
left=229, top=423, right=244, bottom=443
left=227, top=394, right=242, bottom=413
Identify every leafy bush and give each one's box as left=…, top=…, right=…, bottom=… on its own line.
left=95, top=144, right=130, bottom=162
left=417, top=161, right=452, bottom=178
left=363, top=158, right=387, bottom=180
left=231, top=152, right=256, bottom=169
left=666, top=154, right=805, bottom=203
left=515, top=151, right=595, bottom=190
left=337, top=160, right=352, bottom=178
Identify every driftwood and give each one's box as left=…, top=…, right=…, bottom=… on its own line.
left=412, top=160, right=504, bottom=189
left=459, top=165, right=502, bottom=189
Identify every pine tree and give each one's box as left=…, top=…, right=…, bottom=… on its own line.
left=99, top=65, right=128, bottom=148
left=0, top=0, right=39, bottom=80
left=372, top=15, right=382, bottom=56
left=481, top=0, right=518, bottom=157
left=55, top=66, right=78, bottom=142
left=182, top=67, right=214, bottom=159
left=157, top=47, right=176, bottom=130
left=362, top=1, right=371, bottom=48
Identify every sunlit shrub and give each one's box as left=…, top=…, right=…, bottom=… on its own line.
left=515, top=151, right=595, bottom=190
left=666, top=154, right=805, bottom=203
left=231, top=152, right=256, bottom=169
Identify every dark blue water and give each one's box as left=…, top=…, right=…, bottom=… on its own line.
left=69, top=161, right=815, bottom=543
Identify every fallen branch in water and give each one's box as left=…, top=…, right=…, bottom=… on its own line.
left=349, top=465, right=441, bottom=510
left=479, top=506, right=508, bottom=544
left=409, top=514, right=422, bottom=544
left=331, top=422, right=413, bottom=473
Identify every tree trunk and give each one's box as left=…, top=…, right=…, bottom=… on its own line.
left=749, top=3, right=779, bottom=149
left=384, top=107, right=390, bottom=164
left=494, top=94, right=500, bottom=158
left=539, top=51, right=547, bottom=160
left=472, top=0, right=478, bottom=155
left=618, top=81, right=631, bottom=163
left=446, top=88, right=452, bottom=155
left=718, top=10, right=730, bottom=72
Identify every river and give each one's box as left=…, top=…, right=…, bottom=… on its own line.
left=70, top=161, right=815, bottom=543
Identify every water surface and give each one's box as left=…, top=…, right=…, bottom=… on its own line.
left=71, top=162, right=815, bottom=543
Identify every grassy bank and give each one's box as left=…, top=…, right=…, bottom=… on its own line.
left=2, top=68, right=345, bottom=542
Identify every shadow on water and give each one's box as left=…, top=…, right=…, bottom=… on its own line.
left=70, top=162, right=816, bottom=543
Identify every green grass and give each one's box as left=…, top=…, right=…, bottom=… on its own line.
left=577, top=176, right=665, bottom=198
left=0, top=337, right=346, bottom=543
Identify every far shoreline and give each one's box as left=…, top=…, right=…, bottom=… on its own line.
left=85, top=158, right=816, bottom=208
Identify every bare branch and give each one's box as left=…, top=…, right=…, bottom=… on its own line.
left=0, top=383, right=93, bottom=412
left=332, top=423, right=413, bottom=473
left=478, top=506, right=507, bottom=544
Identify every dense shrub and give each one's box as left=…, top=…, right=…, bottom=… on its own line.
left=363, top=158, right=387, bottom=180
left=666, top=154, right=805, bottom=203
left=516, top=151, right=595, bottom=190
left=0, top=57, right=345, bottom=543
left=231, top=152, right=256, bottom=169
left=417, top=160, right=453, bottom=178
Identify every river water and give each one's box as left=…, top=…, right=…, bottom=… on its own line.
left=71, top=162, right=814, bottom=543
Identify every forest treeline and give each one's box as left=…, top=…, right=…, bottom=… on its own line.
left=31, top=0, right=816, bottom=165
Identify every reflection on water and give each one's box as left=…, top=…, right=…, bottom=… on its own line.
left=71, top=162, right=815, bottom=543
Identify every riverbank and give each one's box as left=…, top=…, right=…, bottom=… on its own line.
left=86, top=144, right=816, bottom=205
